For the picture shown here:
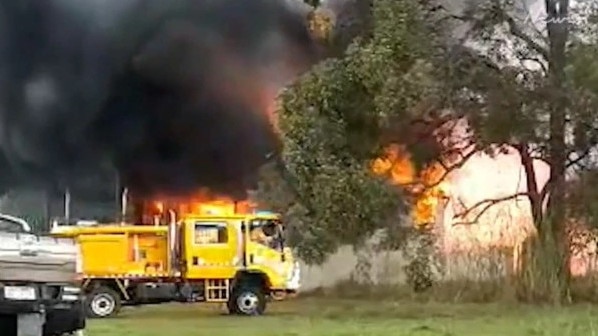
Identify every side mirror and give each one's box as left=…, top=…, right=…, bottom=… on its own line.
left=165, top=210, right=176, bottom=225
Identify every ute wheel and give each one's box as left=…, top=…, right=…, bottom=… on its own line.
left=227, top=285, right=266, bottom=316
left=86, top=286, right=121, bottom=318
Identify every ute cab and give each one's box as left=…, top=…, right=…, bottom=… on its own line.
left=50, top=211, right=300, bottom=317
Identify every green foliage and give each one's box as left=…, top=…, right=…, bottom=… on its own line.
left=441, top=0, right=598, bottom=301
left=566, top=169, right=598, bottom=226
left=259, top=0, right=598, bottom=266
left=403, top=228, right=435, bottom=292
left=255, top=0, right=443, bottom=264
left=566, top=43, right=598, bottom=156
left=446, top=1, right=598, bottom=193
left=456, top=1, right=598, bottom=147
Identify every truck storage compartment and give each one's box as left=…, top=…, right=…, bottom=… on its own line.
left=0, top=233, right=77, bottom=283
left=74, top=226, right=169, bottom=277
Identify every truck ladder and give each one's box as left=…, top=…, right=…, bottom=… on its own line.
left=205, top=279, right=229, bottom=302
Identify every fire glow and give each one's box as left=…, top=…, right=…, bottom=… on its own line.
left=371, top=143, right=450, bottom=227
left=371, top=129, right=598, bottom=276
left=150, top=190, right=255, bottom=218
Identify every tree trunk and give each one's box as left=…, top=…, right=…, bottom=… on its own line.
left=544, top=0, right=571, bottom=302
left=515, top=143, right=543, bottom=225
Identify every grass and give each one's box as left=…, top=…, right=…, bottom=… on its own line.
left=86, top=297, right=598, bottom=336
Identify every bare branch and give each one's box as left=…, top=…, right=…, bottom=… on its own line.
left=539, top=175, right=553, bottom=206
left=520, top=57, right=548, bottom=74
left=450, top=3, right=549, bottom=61
left=452, top=192, right=530, bottom=226
left=565, top=118, right=598, bottom=129
left=566, top=147, right=593, bottom=169
left=401, top=144, right=478, bottom=191
left=503, top=13, right=550, bottom=61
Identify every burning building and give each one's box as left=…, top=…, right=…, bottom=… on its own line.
left=128, top=189, right=258, bottom=226
left=0, top=0, right=329, bottom=198
left=0, top=0, right=340, bottom=228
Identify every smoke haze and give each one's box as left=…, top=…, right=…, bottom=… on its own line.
left=0, top=0, right=318, bottom=199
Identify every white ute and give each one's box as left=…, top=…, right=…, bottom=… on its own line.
left=0, top=214, right=85, bottom=336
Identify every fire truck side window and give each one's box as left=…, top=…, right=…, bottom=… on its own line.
left=194, top=222, right=228, bottom=244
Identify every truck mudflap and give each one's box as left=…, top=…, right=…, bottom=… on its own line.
left=43, top=301, right=86, bottom=336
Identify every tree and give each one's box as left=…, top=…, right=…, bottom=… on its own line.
left=255, top=0, right=445, bottom=264
left=261, top=1, right=598, bottom=295
left=441, top=0, right=598, bottom=299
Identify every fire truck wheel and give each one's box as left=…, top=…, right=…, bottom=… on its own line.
left=226, top=296, right=240, bottom=315
left=86, top=286, right=122, bottom=318
left=228, top=286, right=266, bottom=316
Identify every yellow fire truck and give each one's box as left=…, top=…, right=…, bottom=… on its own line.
left=50, top=209, right=300, bottom=318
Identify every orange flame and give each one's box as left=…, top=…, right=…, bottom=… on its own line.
left=371, top=144, right=449, bottom=227
left=148, top=189, right=255, bottom=219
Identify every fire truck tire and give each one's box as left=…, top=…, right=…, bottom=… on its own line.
left=226, top=296, right=240, bottom=315
left=228, top=285, right=266, bottom=316
left=86, top=286, right=122, bottom=319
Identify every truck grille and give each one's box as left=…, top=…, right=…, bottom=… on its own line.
left=41, top=285, right=62, bottom=300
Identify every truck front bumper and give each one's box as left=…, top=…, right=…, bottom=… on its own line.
left=286, top=262, right=301, bottom=291
left=0, top=300, right=44, bottom=315
left=0, top=299, right=85, bottom=336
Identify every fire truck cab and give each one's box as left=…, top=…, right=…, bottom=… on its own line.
left=50, top=211, right=300, bottom=318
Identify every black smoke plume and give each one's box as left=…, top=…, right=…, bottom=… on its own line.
left=0, top=0, right=319, bottom=200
